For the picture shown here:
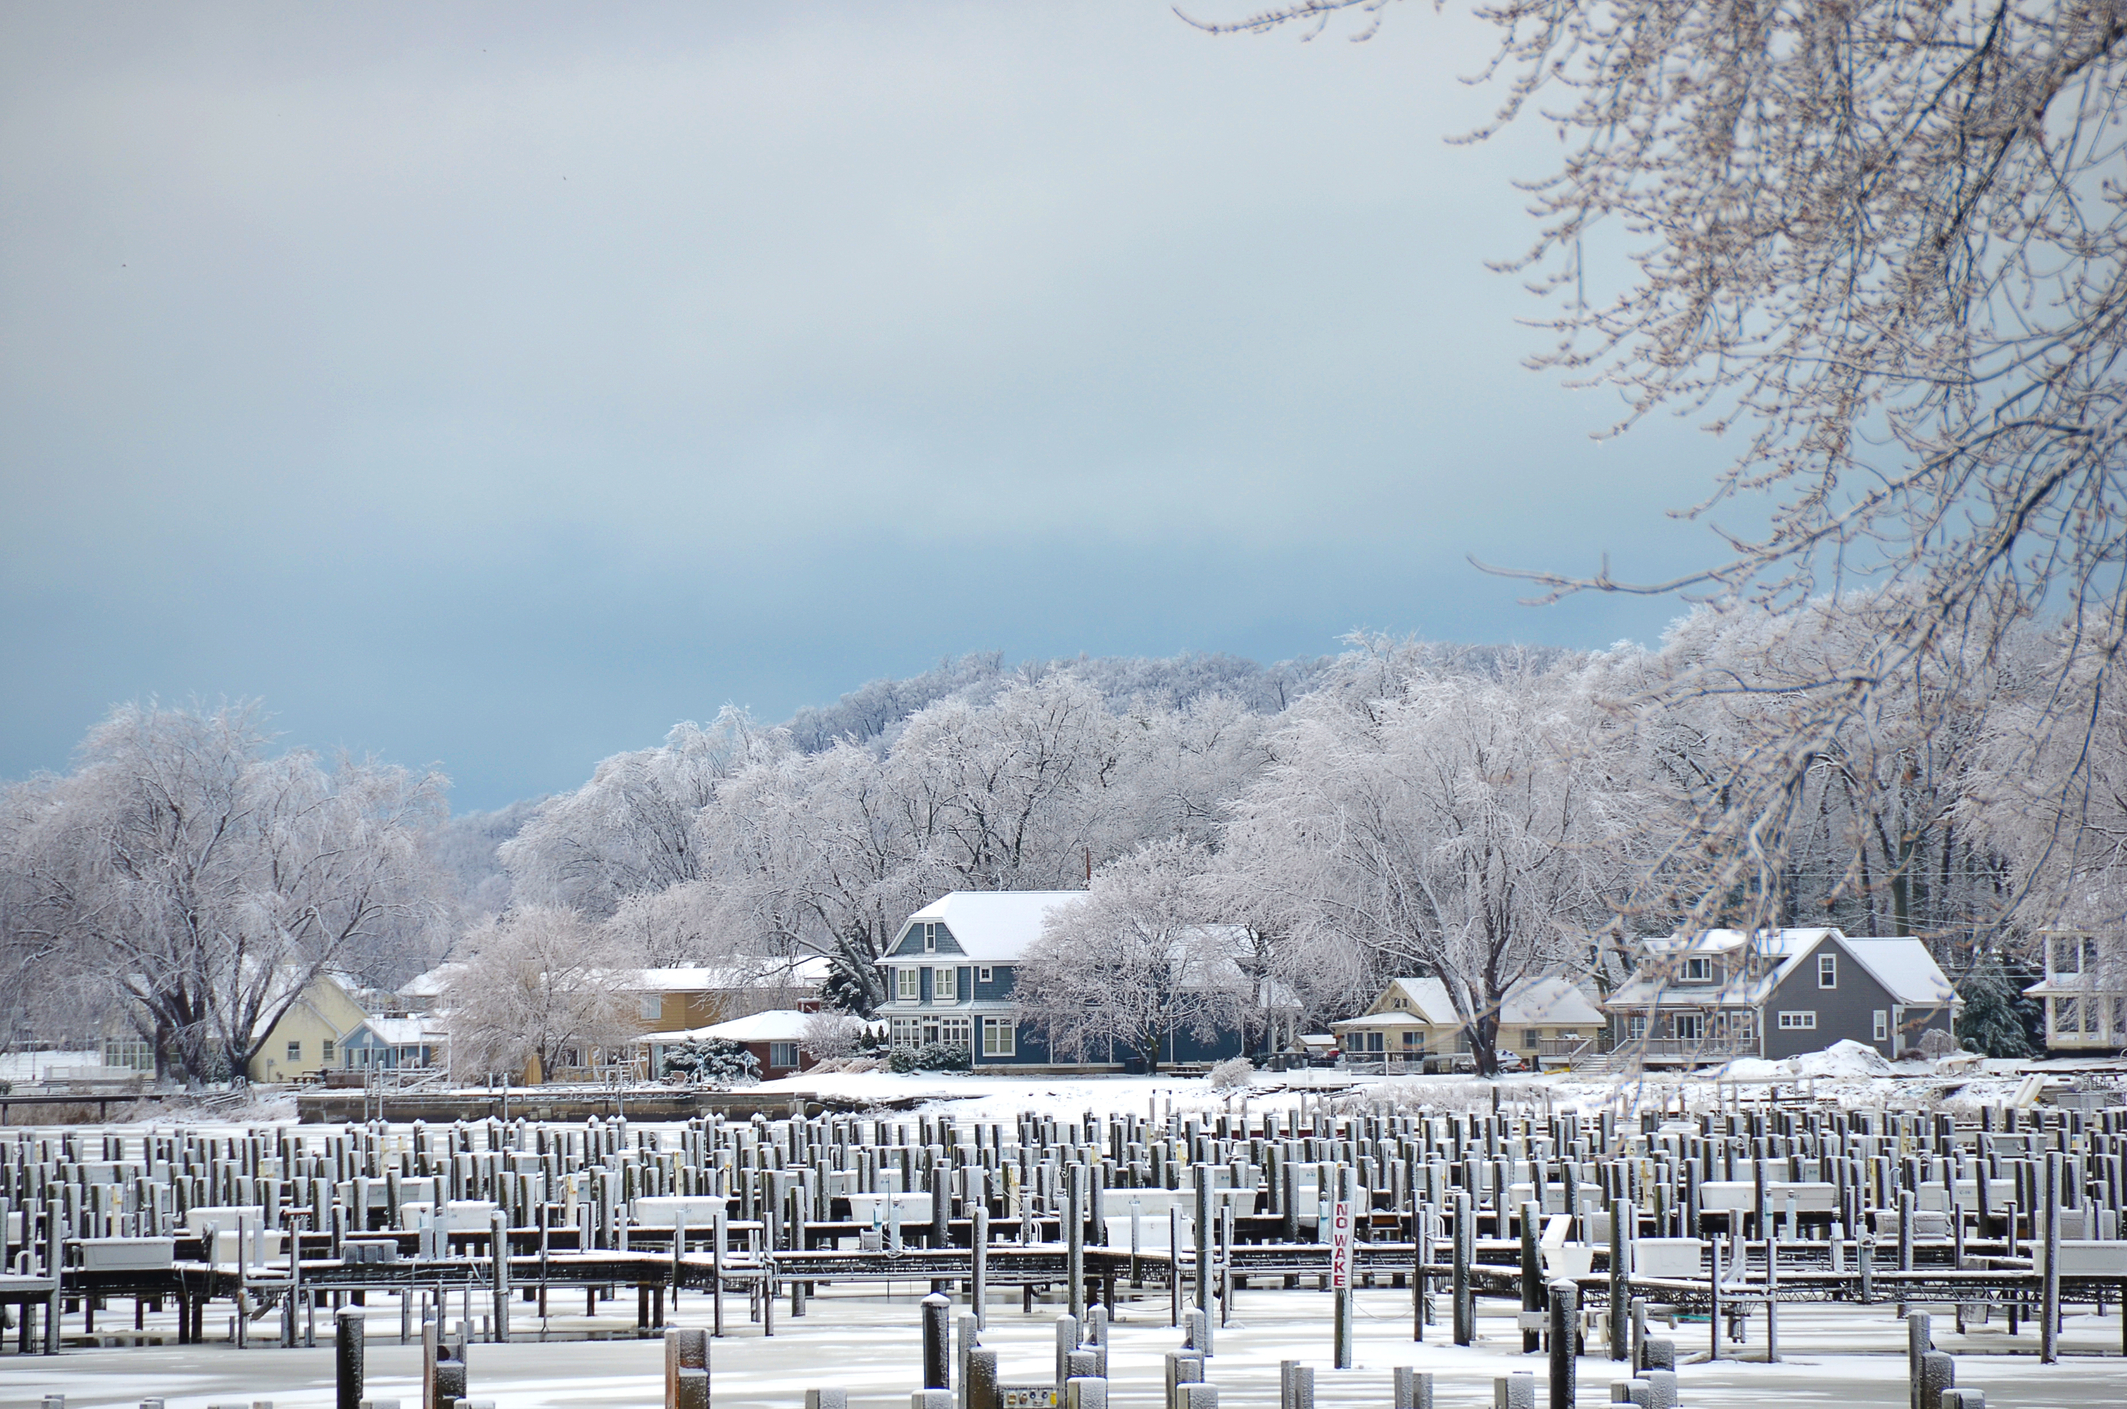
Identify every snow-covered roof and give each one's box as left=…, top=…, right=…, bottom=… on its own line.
left=1500, top=975, right=1603, bottom=1027
left=646, top=1009, right=851, bottom=1045
left=1342, top=977, right=1460, bottom=1027
left=1843, top=938, right=1959, bottom=1007
left=1607, top=929, right=1959, bottom=1010
left=398, top=964, right=465, bottom=999
left=1636, top=928, right=1841, bottom=958
left=625, top=958, right=831, bottom=993
left=357, top=1016, right=444, bottom=1046
left=901, top=891, right=1088, bottom=961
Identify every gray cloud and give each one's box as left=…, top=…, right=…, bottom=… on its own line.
left=2, top=2, right=1724, bottom=807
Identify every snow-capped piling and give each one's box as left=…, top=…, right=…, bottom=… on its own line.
left=1546, top=1280, right=1577, bottom=1409
left=665, top=1328, right=709, bottom=1409
left=1492, top=1370, right=1535, bottom=1409
left=335, top=1306, right=363, bottom=1409
left=921, top=1292, right=951, bottom=1390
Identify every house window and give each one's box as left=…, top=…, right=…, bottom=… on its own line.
left=1683, top=957, right=1711, bottom=982
left=1366, top=1032, right=1385, bottom=1053
left=934, top=967, right=957, bottom=1002
left=982, top=1018, right=1016, bottom=1057
left=897, top=967, right=920, bottom=1002
left=103, top=1038, right=153, bottom=1072
left=1872, top=1010, right=1889, bottom=1043
left=1673, top=1013, right=1704, bottom=1042
left=978, top=966, right=993, bottom=984
left=1778, top=1011, right=1817, bottom=1030
left=1402, top=1030, right=1422, bottom=1050
left=890, top=1016, right=919, bottom=1049
left=1628, top=1015, right=1648, bottom=1041
left=939, top=1016, right=972, bottom=1050
left=768, top=1042, right=799, bottom=1068
left=286, top=1040, right=302, bottom=1063
left=2051, top=934, right=2096, bottom=976
left=923, top=923, right=937, bottom=953
left=1818, top=954, right=1838, bottom=988
left=1524, top=1030, right=1541, bottom=1048
left=321, top=1039, right=335, bottom=1061
left=639, top=994, right=662, bottom=1021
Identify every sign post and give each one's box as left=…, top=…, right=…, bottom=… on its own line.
left=1330, top=1178, right=1355, bottom=1369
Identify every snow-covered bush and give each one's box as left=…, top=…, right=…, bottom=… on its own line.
left=1207, top=1056, right=1255, bottom=1092
left=662, top=1038, right=759, bottom=1086
left=887, top=1042, right=971, bottom=1073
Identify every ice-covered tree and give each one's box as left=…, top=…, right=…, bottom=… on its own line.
left=1955, top=951, right=2038, bottom=1057
left=0, top=701, right=446, bottom=1083
left=501, top=709, right=786, bottom=916
left=1014, top=841, right=1255, bottom=1072
left=1206, top=0, right=2127, bottom=941
left=442, top=906, right=640, bottom=1083
left=1222, top=643, right=1635, bottom=1074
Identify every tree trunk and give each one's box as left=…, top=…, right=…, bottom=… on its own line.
left=1468, top=1013, right=1500, bottom=1078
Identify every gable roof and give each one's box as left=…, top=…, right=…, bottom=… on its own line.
left=1606, top=928, right=1960, bottom=1011
left=398, top=964, right=465, bottom=1000
left=353, top=1015, right=445, bottom=1046
left=1369, top=977, right=1460, bottom=1026
left=898, top=891, right=1087, bottom=962
left=1840, top=937, right=1960, bottom=1007
left=1500, top=975, right=1604, bottom=1027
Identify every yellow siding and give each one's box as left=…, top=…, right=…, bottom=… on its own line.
left=247, top=978, right=370, bottom=1084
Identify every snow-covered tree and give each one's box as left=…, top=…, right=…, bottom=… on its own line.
left=1222, top=643, right=1635, bottom=1074
left=1210, top=0, right=2127, bottom=944
left=501, top=709, right=786, bottom=916
left=1956, top=951, right=2038, bottom=1057
left=1014, top=841, right=1255, bottom=1072
left=442, top=906, right=640, bottom=1083
left=0, top=701, right=446, bottom=1083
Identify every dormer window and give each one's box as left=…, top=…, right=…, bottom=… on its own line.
left=1683, top=957, right=1712, bottom=983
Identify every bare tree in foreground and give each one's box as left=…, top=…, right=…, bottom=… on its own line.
left=1199, top=0, right=2127, bottom=936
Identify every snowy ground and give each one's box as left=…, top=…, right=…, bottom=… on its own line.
left=5, top=1275, right=2120, bottom=1409
left=0, top=1051, right=96, bottom=1085
left=749, top=1053, right=2110, bottom=1124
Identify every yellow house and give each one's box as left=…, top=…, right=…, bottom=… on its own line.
left=625, top=958, right=831, bottom=1036
left=246, top=972, right=374, bottom=1084
left=1331, top=977, right=1463, bottom=1069
left=1332, top=974, right=1604, bottom=1070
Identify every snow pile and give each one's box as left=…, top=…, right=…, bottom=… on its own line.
left=1708, top=1040, right=1894, bottom=1083
left=1711, top=1057, right=1784, bottom=1080
left=1788, top=1039, right=1895, bottom=1078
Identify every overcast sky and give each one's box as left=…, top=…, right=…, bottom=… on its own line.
left=1, top=2, right=1726, bottom=809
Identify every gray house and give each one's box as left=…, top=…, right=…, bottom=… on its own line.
left=1602, top=927, right=1960, bottom=1066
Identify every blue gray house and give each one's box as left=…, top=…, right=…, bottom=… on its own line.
left=881, top=890, right=1278, bottom=1070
